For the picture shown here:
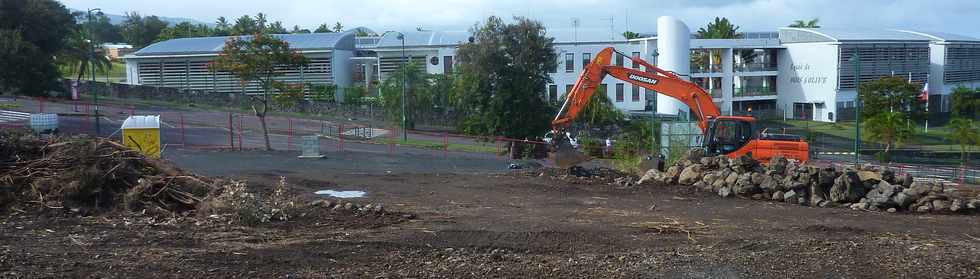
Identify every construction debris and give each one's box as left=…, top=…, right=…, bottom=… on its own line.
left=639, top=149, right=979, bottom=215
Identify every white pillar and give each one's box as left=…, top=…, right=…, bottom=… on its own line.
left=656, top=16, right=691, bottom=117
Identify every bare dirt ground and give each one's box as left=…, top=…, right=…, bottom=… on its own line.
left=2, top=148, right=978, bottom=278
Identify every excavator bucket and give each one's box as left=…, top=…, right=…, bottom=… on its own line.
left=548, top=143, right=592, bottom=168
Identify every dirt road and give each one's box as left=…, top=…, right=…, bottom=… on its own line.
left=2, top=148, right=977, bottom=278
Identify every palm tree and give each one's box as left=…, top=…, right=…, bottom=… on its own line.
left=696, top=17, right=742, bottom=39
left=864, top=111, right=914, bottom=160
left=58, top=30, right=112, bottom=83
left=949, top=118, right=979, bottom=164
left=789, top=18, right=820, bottom=28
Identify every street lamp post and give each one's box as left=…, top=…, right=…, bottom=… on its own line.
left=849, top=53, right=861, bottom=165
left=87, top=8, right=102, bottom=136
left=398, top=33, right=407, bottom=141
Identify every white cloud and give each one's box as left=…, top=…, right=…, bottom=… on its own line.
left=60, top=0, right=980, bottom=37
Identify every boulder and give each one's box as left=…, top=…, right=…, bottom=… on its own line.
left=817, top=167, right=838, bottom=187
left=772, top=191, right=785, bottom=201
left=850, top=202, right=869, bottom=210
left=664, top=166, right=682, bottom=183
left=949, top=199, right=964, bottom=212
left=711, top=177, right=727, bottom=191
left=915, top=205, right=931, bottom=213
left=881, top=169, right=896, bottom=184
left=784, top=190, right=798, bottom=203
left=967, top=199, right=980, bottom=210
left=810, top=181, right=829, bottom=203
left=932, top=200, right=950, bottom=212
left=734, top=173, right=761, bottom=195
left=865, top=181, right=900, bottom=208
left=893, top=192, right=917, bottom=208
left=638, top=169, right=666, bottom=185
left=894, top=172, right=913, bottom=187
left=724, top=172, right=739, bottom=186
left=693, top=181, right=709, bottom=191
left=678, top=164, right=705, bottom=185
left=718, top=186, right=733, bottom=198
left=759, top=175, right=782, bottom=192
left=768, top=155, right=789, bottom=174
left=886, top=208, right=897, bottom=213
left=906, top=182, right=932, bottom=198
left=751, top=193, right=764, bottom=200
left=717, top=156, right=730, bottom=169
left=830, top=170, right=866, bottom=203
left=731, top=155, right=757, bottom=174
left=702, top=171, right=721, bottom=185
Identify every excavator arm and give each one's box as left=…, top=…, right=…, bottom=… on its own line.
left=553, top=47, right=721, bottom=133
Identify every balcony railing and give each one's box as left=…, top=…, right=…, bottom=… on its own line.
left=691, top=64, right=722, bottom=73
left=734, top=63, right=777, bottom=72
left=734, top=86, right=776, bottom=97
left=709, top=88, right=722, bottom=98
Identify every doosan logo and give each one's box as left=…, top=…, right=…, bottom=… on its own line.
left=628, top=74, right=658, bottom=85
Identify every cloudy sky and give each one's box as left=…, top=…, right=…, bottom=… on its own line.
left=61, top=0, right=980, bottom=38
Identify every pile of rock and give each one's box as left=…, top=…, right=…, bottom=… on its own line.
left=639, top=150, right=980, bottom=214
left=310, top=199, right=388, bottom=215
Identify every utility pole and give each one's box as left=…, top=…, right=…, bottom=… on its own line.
left=88, top=8, right=102, bottom=136
left=850, top=53, right=861, bottom=165
left=398, top=32, right=407, bottom=141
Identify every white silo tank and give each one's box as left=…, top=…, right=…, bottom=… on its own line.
left=655, top=16, right=691, bottom=117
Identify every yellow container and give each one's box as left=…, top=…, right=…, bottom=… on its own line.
left=121, top=116, right=161, bottom=158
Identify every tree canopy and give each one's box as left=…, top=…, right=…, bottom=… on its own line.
left=858, top=76, right=923, bottom=120
left=380, top=61, right=454, bottom=128
left=789, top=18, right=820, bottom=28
left=210, top=32, right=309, bottom=150
left=950, top=86, right=978, bottom=119
left=0, top=0, right=76, bottom=96
left=120, top=12, right=169, bottom=48
left=622, top=31, right=641, bottom=40
left=453, top=16, right=557, bottom=139
left=696, top=17, right=741, bottom=39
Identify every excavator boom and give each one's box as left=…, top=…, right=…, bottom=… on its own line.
left=550, top=47, right=808, bottom=168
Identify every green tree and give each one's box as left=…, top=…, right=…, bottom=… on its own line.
left=622, top=31, right=641, bottom=39
left=558, top=85, right=624, bottom=136
left=858, top=76, right=923, bottom=120
left=314, top=23, right=333, bottom=33
left=231, top=15, right=259, bottom=35
left=789, top=18, right=820, bottom=28
left=291, top=25, right=311, bottom=34
left=864, top=111, right=914, bottom=160
left=380, top=61, right=454, bottom=128
left=948, top=118, right=979, bottom=164
left=80, top=13, right=123, bottom=43
left=266, top=21, right=288, bottom=34
left=950, top=86, right=978, bottom=119
left=214, top=16, right=231, bottom=36
left=453, top=16, right=557, bottom=139
left=332, top=22, right=344, bottom=32
left=57, top=29, right=113, bottom=83
left=0, top=0, right=76, bottom=96
left=696, top=17, right=742, bottom=39
left=120, top=12, right=168, bottom=48
left=156, top=22, right=213, bottom=42
left=210, top=33, right=309, bottom=151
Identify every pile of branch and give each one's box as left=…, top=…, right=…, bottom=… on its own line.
left=629, top=217, right=711, bottom=242
left=0, top=128, right=219, bottom=215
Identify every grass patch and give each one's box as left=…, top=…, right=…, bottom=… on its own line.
left=374, top=138, right=498, bottom=154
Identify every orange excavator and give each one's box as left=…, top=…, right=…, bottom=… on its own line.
left=550, top=47, right=809, bottom=168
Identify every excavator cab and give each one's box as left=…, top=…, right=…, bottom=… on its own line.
left=703, top=117, right=754, bottom=156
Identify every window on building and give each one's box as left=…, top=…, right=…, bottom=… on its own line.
left=631, top=52, right=641, bottom=69
left=443, top=56, right=453, bottom=74
left=632, top=85, right=640, bottom=102
left=565, top=53, right=574, bottom=73
left=616, top=83, right=624, bottom=102
left=615, top=54, right=624, bottom=67
left=549, top=85, right=558, bottom=102
left=566, top=84, right=574, bottom=97
left=582, top=53, right=591, bottom=70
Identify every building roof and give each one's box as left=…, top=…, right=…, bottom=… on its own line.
left=130, top=32, right=356, bottom=57
left=892, top=30, right=980, bottom=43
left=374, top=31, right=471, bottom=48
left=779, top=27, right=932, bottom=43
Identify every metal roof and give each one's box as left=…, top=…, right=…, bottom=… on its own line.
left=374, top=31, right=471, bottom=48
left=779, top=27, right=932, bottom=43
left=892, top=30, right=980, bottom=42
left=131, top=32, right=356, bottom=57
